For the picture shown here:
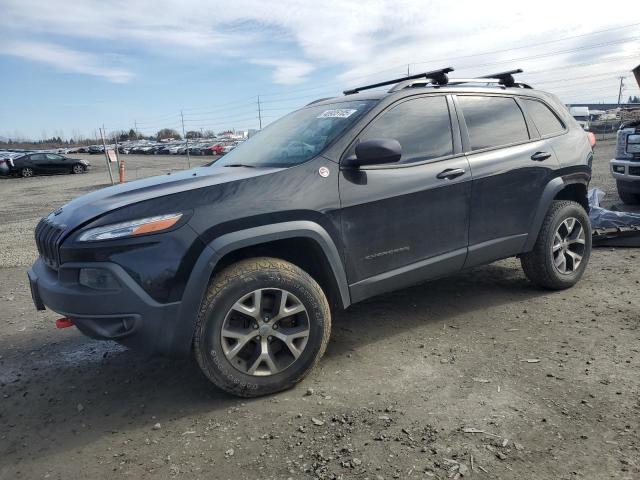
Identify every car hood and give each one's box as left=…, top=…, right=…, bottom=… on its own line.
left=49, top=165, right=283, bottom=230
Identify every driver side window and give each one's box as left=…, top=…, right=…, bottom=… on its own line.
left=360, top=96, right=453, bottom=164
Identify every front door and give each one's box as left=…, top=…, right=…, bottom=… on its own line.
left=45, top=154, right=69, bottom=173
left=339, top=95, right=472, bottom=302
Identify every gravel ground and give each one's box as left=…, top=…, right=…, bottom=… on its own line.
left=0, top=143, right=638, bottom=479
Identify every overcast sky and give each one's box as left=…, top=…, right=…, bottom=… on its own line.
left=1, top=0, right=639, bottom=139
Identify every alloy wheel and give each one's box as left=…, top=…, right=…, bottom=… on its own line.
left=220, top=288, right=310, bottom=376
left=73, top=164, right=84, bottom=174
left=552, top=217, right=586, bottom=274
left=22, top=167, right=33, bottom=177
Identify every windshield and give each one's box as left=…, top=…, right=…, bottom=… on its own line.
left=215, top=100, right=375, bottom=168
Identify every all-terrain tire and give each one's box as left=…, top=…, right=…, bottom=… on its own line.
left=521, top=200, right=591, bottom=290
left=193, top=257, right=331, bottom=397
left=617, top=183, right=640, bottom=205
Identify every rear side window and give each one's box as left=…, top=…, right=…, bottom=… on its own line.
left=458, top=96, right=529, bottom=151
left=520, top=98, right=565, bottom=136
left=361, top=96, right=453, bottom=163
left=30, top=154, right=45, bottom=161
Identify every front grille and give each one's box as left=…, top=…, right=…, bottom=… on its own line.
left=629, top=166, right=640, bottom=176
left=35, top=217, right=66, bottom=269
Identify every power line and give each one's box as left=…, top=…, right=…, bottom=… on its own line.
left=109, top=27, right=640, bottom=130
left=450, top=36, right=640, bottom=74
left=534, top=70, right=630, bottom=85
left=262, top=21, right=640, bottom=100
left=409, top=22, right=640, bottom=68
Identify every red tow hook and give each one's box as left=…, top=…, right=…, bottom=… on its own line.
left=55, top=317, right=74, bottom=329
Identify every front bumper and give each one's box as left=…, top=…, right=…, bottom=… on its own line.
left=28, top=258, right=182, bottom=355
left=611, top=159, right=640, bottom=182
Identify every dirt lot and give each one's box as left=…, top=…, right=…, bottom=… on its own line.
left=1, top=144, right=638, bottom=479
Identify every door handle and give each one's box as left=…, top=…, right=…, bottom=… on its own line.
left=436, top=168, right=465, bottom=180
left=531, top=151, right=551, bottom=161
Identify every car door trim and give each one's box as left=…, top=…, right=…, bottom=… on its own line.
left=464, top=233, right=528, bottom=269
left=349, top=247, right=468, bottom=303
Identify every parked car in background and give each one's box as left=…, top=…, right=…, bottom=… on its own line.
left=0, top=151, right=22, bottom=175
left=168, top=144, right=186, bottom=155
left=206, top=143, right=225, bottom=155
left=88, top=145, right=104, bottom=154
left=611, top=120, right=640, bottom=204
left=0, top=158, right=10, bottom=175
left=221, top=144, right=236, bottom=154
left=2, top=153, right=90, bottom=177
left=155, top=145, right=172, bottom=155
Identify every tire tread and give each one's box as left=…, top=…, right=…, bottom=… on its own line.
left=193, top=257, right=331, bottom=397
left=521, top=200, right=590, bottom=290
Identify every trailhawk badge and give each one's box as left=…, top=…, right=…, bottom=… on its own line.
left=318, top=166, right=330, bottom=178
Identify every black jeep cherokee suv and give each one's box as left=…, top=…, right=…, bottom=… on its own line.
left=28, top=68, right=594, bottom=397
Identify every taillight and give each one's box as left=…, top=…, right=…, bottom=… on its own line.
left=587, top=132, right=596, bottom=148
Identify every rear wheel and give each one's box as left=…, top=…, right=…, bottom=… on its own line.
left=72, top=163, right=85, bottom=174
left=193, top=257, right=331, bottom=397
left=21, top=167, right=34, bottom=178
left=521, top=200, right=591, bottom=290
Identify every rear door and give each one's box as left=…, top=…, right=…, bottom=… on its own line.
left=455, top=94, right=560, bottom=267
left=29, top=154, right=51, bottom=174
left=339, top=94, right=471, bottom=301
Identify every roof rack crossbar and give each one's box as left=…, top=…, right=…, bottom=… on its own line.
left=343, top=67, right=454, bottom=95
left=479, top=69, right=523, bottom=88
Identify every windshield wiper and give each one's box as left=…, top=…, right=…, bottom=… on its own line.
left=223, top=163, right=256, bottom=168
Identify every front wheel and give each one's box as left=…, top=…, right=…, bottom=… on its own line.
left=616, top=181, right=640, bottom=205
left=71, top=163, right=85, bottom=174
left=521, top=200, right=592, bottom=290
left=193, top=257, right=331, bottom=397
left=21, top=167, right=34, bottom=178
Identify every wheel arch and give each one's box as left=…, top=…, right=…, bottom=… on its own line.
left=524, top=172, right=590, bottom=252
left=168, top=221, right=350, bottom=356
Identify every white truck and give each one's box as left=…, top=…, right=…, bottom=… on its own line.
left=569, top=106, right=590, bottom=131
left=610, top=64, right=640, bottom=204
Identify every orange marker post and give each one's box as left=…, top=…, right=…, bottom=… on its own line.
left=119, top=157, right=125, bottom=183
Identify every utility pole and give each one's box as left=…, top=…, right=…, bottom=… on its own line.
left=181, top=110, right=191, bottom=168
left=134, top=120, right=138, bottom=139
left=257, top=96, right=263, bottom=130
left=407, top=64, right=410, bottom=77
left=617, top=76, right=625, bottom=107
left=99, top=126, right=114, bottom=185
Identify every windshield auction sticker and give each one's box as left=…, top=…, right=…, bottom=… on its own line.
left=317, top=109, right=357, bottom=119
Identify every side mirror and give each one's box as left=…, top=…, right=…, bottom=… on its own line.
left=345, top=138, right=402, bottom=167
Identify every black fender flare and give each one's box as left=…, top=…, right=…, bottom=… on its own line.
left=523, top=173, right=589, bottom=252
left=168, top=220, right=350, bottom=356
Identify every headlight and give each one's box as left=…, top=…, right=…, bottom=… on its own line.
left=77, top=213, right=183, bottom=242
